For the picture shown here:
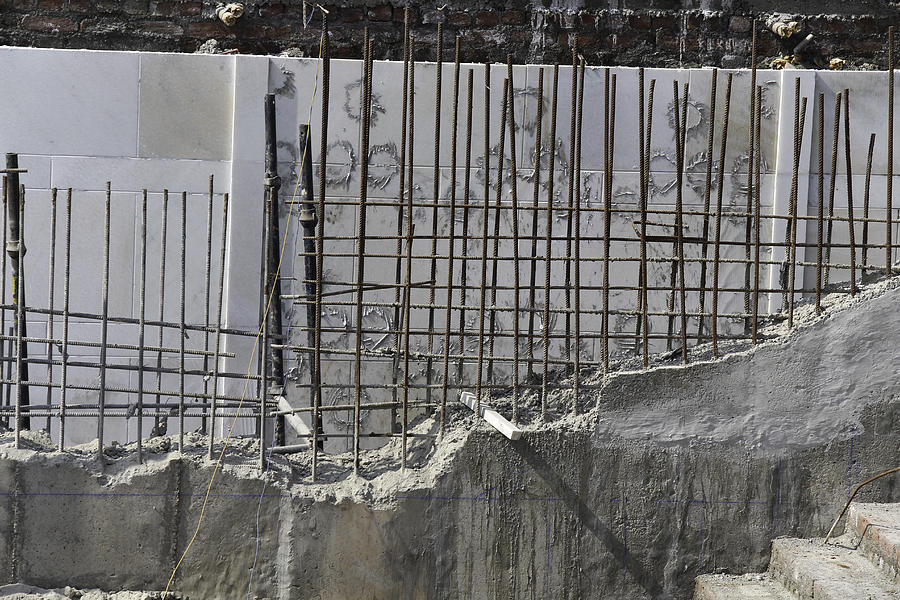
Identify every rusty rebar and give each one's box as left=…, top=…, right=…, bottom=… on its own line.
left=862, top=133, right=875, bottom=275
left=440, top=36, right=461, bottom=437
left=711, top=73, right=734, bottom=358
left=844, top=87, right=857, bottom=296
left=697, top=68, right=717, bottom=344
left=541, top=64, right=559, bottom=419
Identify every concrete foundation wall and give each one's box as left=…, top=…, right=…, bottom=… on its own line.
left=1, top=279, right=899, bottom=598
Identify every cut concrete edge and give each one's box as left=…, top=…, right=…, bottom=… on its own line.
left=459, top=391, right=524, bottom=441
left=770, top=536, right=900, bottom=599
left=694, top=573, right=793, bottom=600
left=848, top=503, right=900, bottom=583
left=601, top=273, right=900, bottom=386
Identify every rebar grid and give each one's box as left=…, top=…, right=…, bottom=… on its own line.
left=0, top=174, right=261, bottom=459
left=279, top=24, right=900, bottom=479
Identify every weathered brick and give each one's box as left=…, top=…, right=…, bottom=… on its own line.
left=149, top=1, right=172, bottom=15
left=629, top=14, right=651, bottom=30
left=729, top=16, right=752, bottom=33
left=140, top=19, right=183, bottom=35
left=367, top=5, right=392, bottom=22
left=500, top=10, right=524, bottom=26
left=446, top=11, right=470, bottom=27
left=187, top=20, right=229, bottom=37
left=67, top=0, right=90, bottom=12
left=475, top=11, right=498, bottom=27
left=178, top=1, right=201, bottom=16
left=342, top=7, right=363, bottom=23
left=37, top=0, right=63, bottom=11
left=653, top=15, right=677, bottom=30
left=122, top=0, right=148, bottom=14
left=22, top=14, right=77, bottom=32
left=259, top=3, right=283, bottom=17
left=393, top=6, right=416, bottom=23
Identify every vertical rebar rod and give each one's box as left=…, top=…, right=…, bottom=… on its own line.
left=697, top=69, right=717, bottom=343
left=572, top=58, right=584, bottom=403
left=563, top=39, right=577, bottom=365
left=486, top=78, right=509, bottom=401
left=541, top=65, right=559, bottom=418
left=634, top=68, right=646, bottom=355
left=507, top=59, right=522, bottom=422
left=527, top=68, right=544, bottom=381
left=789, top=96, right=807, bottom=326
left=602, top=69, right=615, bottom=371
left=98, top=182, right=111, bottom=458
left=825, top=93, right=842, bottom=285
left=59, top=189, right=71, bottom=451
left=0, top=176, right=6, bottom=428
left=137, top=190, right=147, bottom=463
left=641, top=80, right=655, bottom=366
left=711, top=74, right=733, bottom=358
left=673, top=82, right=688, bottom=362
left=457, top=69, right=474, bottom=385
left=201, top=175, right=214, bottom=435
left=312, top=16, right=329, bottom=479
left=179, top=191, right=186, bottom=452
left=744, top=21, right=758, bottom=334
left=816, top=94, right=825, bottom=314
left=862, top=133, right=876, bottom=274
left=752, top=85, right=762, bottom=343
left=354, top=33, right=373, bottom=473
left=155, top=190, right=168, bottom=433
left=889, top=25, right=895, bottom=279
left=476, top=60, right=489, bottom=416
left=787, top=79, right=803, bottom=327
left=844, top=88, right=857, bottom=296
left=401, top=38, right=413, bottom=466
left=390, top=9, right=411, bottom=433
left=44, top=188, right=56, bottom=433
left=440, top=36, right=460, bottom=437
left=210, top=194, right=228, bottom=460
left=426, top=23, right=443, bottom=414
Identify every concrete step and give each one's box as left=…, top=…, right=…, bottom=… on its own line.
left=770, top=536, right=900, bottom=599
left=694, top=573, right=794, bottom=600
left=848, top=502, right=900, bottom=582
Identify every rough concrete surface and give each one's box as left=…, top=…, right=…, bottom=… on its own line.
left=2, top=277, right=900, bottom=598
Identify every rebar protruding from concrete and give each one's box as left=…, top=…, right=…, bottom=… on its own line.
left=862, top=133, right=876, bottom=275
left=697, top=68, right=718, bottom=345
left=354, top=34, right=374, bottom=474
left=711, top=74, right=734, bottom=359
left=844, top=87, right=857, bottom=296
left=540, top=64, right=559, bottom=419
left=507, top=55, right=522, bottom=423
left=825, top=92, right=842, bottom=286
left=602, top=68, right=616, bottom=372
left=816, top=93, right=825, bottom=315
left=440, top=36, right=461, bottom=437
left=887, top=26, right=894, bottom=279
left=97, top=183, right=111, bottom=459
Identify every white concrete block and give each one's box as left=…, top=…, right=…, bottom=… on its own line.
left=138, top=53, right=235, bottom=161
left=0, top=47, right=140, bottom=157
left=50, top=156, right=230, bottom=194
